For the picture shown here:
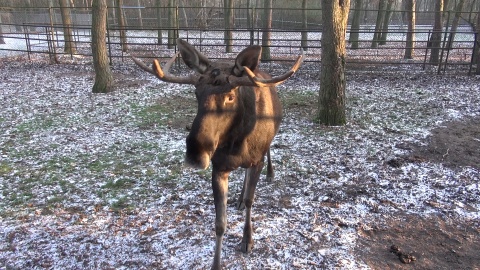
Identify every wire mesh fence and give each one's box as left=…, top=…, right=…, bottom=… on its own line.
left=0, top=5, right=478, bottom=73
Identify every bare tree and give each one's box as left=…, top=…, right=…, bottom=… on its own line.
left=379, top=0, right=395, bottom=45
left=59, top=0, right=77, bottom=54
left=261, top=0, right=272, bottom=61
left=25, top=0, right=35, bottom=31
left=224, top=0, right=234, bottom=52
left=92, top=0, right=114, bottom=93
left=301, top=0, right=308, bottom=50
left=404, top=0, right=416, bottom=59
left=246, top=0, right=255, bottom=44
left=445, top=0, right=465, bottom=50
left=429, top=0, right=443, bottom=65
left=0, top=13, right=5, bottom=44
left=108, top=0, right=116, bottom=22
left=476, top=10, right=480, bottom=75
left=156, top=0, right=162, bottom=44
left=349, top=0, right=363, bottom=49
left=115, top=0, right=128, bottom=52
left=371, top=0, right=386, bottom=48
left=167, top=0, right=178, bottom=49
left=136, top=0, right=142, bottom=27
left=317, top=0, right=350, bottom=126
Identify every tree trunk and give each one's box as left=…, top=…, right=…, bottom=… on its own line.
left=371, top=0, right=386, bottom=48
left=379, top=0, right=394, bottom=45
left=136, top=0, right=143, bottom=27
left=0, top=14, right=5, bottom=44
left=224, top=0, right=234, bottom=52
left=446, top=0, right=465, bottom=50
left=261, top=0, right=272, bottom=61
left=92, top=0, right=114, bottom=93
left=59, top=0, right=77, bottom=54
left=116, top=0, right=128, bottom=52
left=25, top=0, right=35, bottom=32
left=349, top=0, right=362, bottom=49
left=404, top=0, right=415, bottom=59
left=476, top=11, right=480, bottom=75
left=180, top=0, right=188, bottom=28
left=301, top=0, right=308, bottom=50
left=247, top=0, right=254, bottom=45
left=109, top=0, right=116, bottom=23
left=167, top=0, right=178, bottom=49
left=156, top=0, right=162, bottom=44
left=317, top=0, right=350, bottom=126
left=429, top=0, right=443, bottom=65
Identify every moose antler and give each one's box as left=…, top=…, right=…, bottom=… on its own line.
left=131, top=52, right=198, bottom=85
left=133, top=49, right=304, bottom=88
left=228, top=50, right=304, bottom=88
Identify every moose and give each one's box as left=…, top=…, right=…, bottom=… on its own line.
left=133, top=39, right=303, bottom=269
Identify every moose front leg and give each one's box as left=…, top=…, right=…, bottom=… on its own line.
left=211, top=169, right=230, bottom=270
left=240, top=160, right=264, bottom=253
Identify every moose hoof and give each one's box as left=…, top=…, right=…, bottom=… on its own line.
left=240, top=241, right=254, bottom=253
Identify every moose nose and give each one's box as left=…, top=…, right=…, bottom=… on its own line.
left=185, top=152, right=210, bottom=170
left=185, top=133, right=214, bottom=170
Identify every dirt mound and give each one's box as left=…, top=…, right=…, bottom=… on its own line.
left=412, top=116, right=480, bottom=169
left=356, top=214, right=480, bottom=269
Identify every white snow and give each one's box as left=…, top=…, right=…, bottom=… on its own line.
left=0, top=48, right=479, bottom=269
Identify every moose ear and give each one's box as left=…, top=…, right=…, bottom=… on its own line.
left=233, top=45, right=262, bottom=76
left=177, top=38, right=210, bottom=74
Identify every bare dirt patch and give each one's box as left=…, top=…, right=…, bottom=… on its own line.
left=356, top=213, right=480, bottom=270
left=411, top=117, right=480, bottom=170
left=355, top=117, right=480, bottom=270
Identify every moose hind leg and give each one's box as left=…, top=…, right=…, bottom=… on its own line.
left=240, top=160, right=264, bottom=253
left=236, top=169, right=248, bottom=210
left=266, top=148, right=274, bottom=182
left=238, top=149, right=272, bottom=210
left=212, top=170, right=229, bottom=270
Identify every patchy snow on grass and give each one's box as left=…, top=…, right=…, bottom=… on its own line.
left=0, top=54, right=479, bottom=269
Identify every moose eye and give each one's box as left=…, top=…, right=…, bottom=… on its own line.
left=224, top=93, right=235, bottom=105
left=211, top=69, right=221, bottom=77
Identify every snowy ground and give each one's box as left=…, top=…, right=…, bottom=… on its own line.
left=0, top=53, right=479, bottom=269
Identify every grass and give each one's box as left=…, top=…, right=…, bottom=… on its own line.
left=0, top=162, right=13, bottom=176
left=130, top=96, right=195, bottom=129
left=0, top=95, right=194, bottom=216
left=0, top=88, right=317, bottom=214
left=131, top=103, right=169, bottom=128
left=280, top=91, right=317, bottom=111
left=102, top=178, right=136, bottom=189
left=1, top=88, right=336, bottom=215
